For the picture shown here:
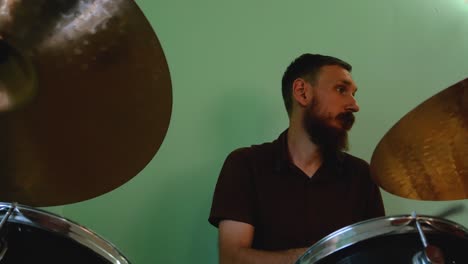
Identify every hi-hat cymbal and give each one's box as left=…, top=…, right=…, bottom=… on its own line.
left=0, top=0, right=172, bottom=206
left=370, top=78, right=467, bottom=200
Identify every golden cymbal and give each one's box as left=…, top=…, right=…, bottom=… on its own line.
left=370, top=78, right=467, bottom=200
left=0, top=0, right=172, bottom=206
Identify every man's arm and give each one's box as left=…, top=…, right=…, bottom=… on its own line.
left=219, top=220, right=308, bottom=264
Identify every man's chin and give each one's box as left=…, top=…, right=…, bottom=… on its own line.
left=316, top=129, right=349, bottom=154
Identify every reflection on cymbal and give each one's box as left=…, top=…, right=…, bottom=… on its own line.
left=370, top=78, right=467, bottom=200
left=0, top=0, right=172, bottom=206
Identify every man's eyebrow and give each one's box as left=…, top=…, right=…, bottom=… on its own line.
left=339, top=80, right=358, bottom=92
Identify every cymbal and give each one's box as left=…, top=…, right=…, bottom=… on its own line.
left=370, top=78, right=467, bottom=200
left=0, top=0, right=172, bottom=206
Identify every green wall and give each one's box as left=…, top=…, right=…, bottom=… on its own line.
left=44, top=0, right=468, bottom=263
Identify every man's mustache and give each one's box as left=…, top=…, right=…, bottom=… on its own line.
left=336, top=112, right=355, bottom=130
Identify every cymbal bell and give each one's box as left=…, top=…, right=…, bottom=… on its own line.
left=0, top=0, right=172, bottom=206
left=370, top=78, right=467, bottom=200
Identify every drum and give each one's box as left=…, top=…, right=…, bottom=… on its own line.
left=296, top=215, right=468, bottom=264
left=0, top=202, right=130, bottom=264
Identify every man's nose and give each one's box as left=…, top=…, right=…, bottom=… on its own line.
left=346, top=96, right=360, bottom=112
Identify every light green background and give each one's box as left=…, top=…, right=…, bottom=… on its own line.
left=43, top=0, right=468, bottom=263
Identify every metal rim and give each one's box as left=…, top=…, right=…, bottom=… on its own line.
left=296, top=215, right=468, bottom=264
left=0, top=202, right=130, bottom=264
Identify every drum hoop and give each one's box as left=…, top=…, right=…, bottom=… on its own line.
left=295, top=215, right=468, bottom=264
left=0, top=202, right=130, bottom=264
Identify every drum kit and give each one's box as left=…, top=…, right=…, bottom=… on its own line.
left=0, top=0, right=466, bottom=263
left=0, top=0, right=171, bottom=263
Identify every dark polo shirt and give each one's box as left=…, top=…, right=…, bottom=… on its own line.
left=209, top=131, right=385, bottom=250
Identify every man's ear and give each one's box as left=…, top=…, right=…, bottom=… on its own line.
left=292, top=78, right=311, bottom=107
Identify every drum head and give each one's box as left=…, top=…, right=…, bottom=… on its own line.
left=0, top=203, right=129, bottom=264
left=296, top=215, right=468, bottom=264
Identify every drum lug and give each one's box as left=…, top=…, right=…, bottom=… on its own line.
left=412, top=245, right=446, bottom=264
left=412, top=212, right=446, bottom=264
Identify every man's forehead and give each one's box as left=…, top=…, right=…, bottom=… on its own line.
left=319, top=65, right=354, bottom=82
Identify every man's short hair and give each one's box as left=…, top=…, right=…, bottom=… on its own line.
left=281, top=54, right=352, bottom=116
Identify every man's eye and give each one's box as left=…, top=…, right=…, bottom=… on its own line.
left=336, top=86, right=346, bottom=94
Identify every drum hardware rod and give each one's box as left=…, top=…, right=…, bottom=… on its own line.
left=412, top=211, right=429, bottom=248
left=411, top=211, right=432, bottom=264
left=0, top=203, right=16, bottom=262
left=0, top=237, right=7, bottom=262
left=0, top=203, right=17, bottom=232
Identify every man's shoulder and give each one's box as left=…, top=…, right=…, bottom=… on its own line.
left=231, top=141, right=276, bottom=155
left=226, top=137, right=280, bottom=164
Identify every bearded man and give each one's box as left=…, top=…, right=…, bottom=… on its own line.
left=209, top=54, right=385, bottom=264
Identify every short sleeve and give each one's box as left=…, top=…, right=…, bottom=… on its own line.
left=208, top=148, right=256, bottom=227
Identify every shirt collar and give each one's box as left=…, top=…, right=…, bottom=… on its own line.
left=273, top=129, right=345, bottom=178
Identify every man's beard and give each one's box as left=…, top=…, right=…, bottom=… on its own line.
left=303, top=100, right=355, bottom=159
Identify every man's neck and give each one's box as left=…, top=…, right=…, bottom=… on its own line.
left=287, top=120, right=323, bottom=177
